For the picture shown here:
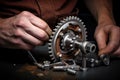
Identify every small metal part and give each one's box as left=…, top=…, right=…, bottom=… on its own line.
left=90, top=59, right=100, bottom=67
left=100, top=54, right=110, bottom=66
left=53, top=66, right=67, bottom=71
left=50, top=61, right=65, bottom=66
left=35, top=63, right=45, bottom=69
left=43, top=61, right=51, bottom=70
left=81, top=57, right=87, bottom=71
left=27, top=51, right=45, bottom=69
left=66, top=68, right=77, bottom=75
left=68, top=65, right=80, bottom=71
left=74, top=41, right=96, bottom=54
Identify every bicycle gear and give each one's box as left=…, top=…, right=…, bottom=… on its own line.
left=48, top=16, right=88, bottom=62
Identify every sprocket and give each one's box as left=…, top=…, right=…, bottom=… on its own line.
left=48, top=16, right=87, bottom=62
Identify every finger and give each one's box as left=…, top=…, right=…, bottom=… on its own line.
left=28, top=14, right=52, bottom=36
left=95, top=31, right=108, bottom=52
left=24, top=22, right=49, bottom=41
left=17, top=17, right=49, bottom=41
left=16, top=28, right=43, bottom=46
left=99, top=27, right=120, bottom=55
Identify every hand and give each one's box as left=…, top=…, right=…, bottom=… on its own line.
left=94, top=24, right=120, bottom=56
left=0, top=11, right=52, bottom=50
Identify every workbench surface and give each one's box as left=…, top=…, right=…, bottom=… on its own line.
left=0, top=57, right=120, bottom=80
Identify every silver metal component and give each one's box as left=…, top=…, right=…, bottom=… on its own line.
left=48, top=16, right=98, bottom=72
left=66, top=68, right=77, bottom=74
left=50, top=61, right=65, bottom=66
left=24, top=16, right=111, bottom=76
left=48, top=16, right=87, bottom=62
left=47, top=16, right=109, bottom=73
left=27, top=51, right=45, bottom=69
left=53, top=66, right=67, bottom=71
left=74, top=41, right=96, bottom=54
left=100, top=54, right=110, bottom=66
left=43, top=61, right=51, bottom=70
left=68, top=65, right=80, bottom=71
left=81, top=57, right=87, bottom=71
left=35, top=63, right=45, bottom=69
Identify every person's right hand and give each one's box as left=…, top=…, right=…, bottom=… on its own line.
left=94, top=23, right=120, bottom=56
left=0, top=11, right=52, bottom=50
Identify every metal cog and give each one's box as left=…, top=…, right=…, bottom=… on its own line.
left=48, top=16, right=87, bottom=62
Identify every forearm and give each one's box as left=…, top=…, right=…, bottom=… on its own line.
left=85, top=0, right=115, bottom=25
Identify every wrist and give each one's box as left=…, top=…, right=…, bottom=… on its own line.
left=97, top=13, right=116, bottom=27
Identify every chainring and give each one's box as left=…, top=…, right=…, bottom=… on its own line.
left=48, top=16, right=87, bottom=62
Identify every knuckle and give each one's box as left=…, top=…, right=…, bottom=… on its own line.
left=41, top=23, right=49, bottom=30
left=21, top=11, right=31, bottom=16
left=20, top=11, right=33, bottom=19
left=14, top=29, right=22, bottom=37
left=40, top=32, right=48, bottom=40
left=16, top=18, right=25, bottom=26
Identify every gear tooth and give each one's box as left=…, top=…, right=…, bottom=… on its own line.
left=48, top=43, right=52, bottom=45
left=50, top=36, right=54, bottom=39
left=49, top=39, right=52, bottom=42
left=65, top=17, right=69, bottom=21
left=49, top=50, right=52, bottom=54
left=77, top=18, right=81, bottom=21
left=48, top=47, right=52, bottom=50
left=61, top=20, right=65, bottom=23
left=68, top=16, right=72, bottom=20
left=53, top=29, right=57, bottom=31
left=49, top=54, right=53, bottom=57
left=83, top=25, right=86, bottom=27
left=58, top=23, right=62, bottom=26
left=81, top=22, right=84, bottom=25
left=71, top=16, right=75, bottom=19
left=55, top=25, right=59, bottom=28
left=74, top=16, right=77, bottom=19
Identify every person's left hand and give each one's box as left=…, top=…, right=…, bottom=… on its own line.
left=94, top=23, right=120, bottom=57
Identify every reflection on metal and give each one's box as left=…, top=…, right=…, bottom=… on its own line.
left=28, top=16, right=110, bottom=75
